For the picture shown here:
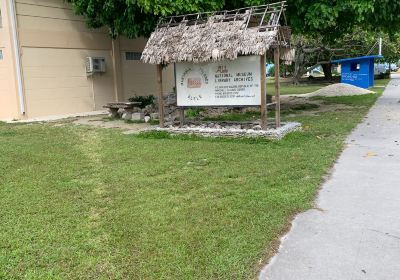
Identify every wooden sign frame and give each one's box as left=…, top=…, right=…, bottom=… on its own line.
left=156, top=51, right=281, bottom=130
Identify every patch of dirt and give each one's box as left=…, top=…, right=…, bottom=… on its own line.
left=280, top=96, right=354, bottom=117
left=70, top=115, right=151, bottom=133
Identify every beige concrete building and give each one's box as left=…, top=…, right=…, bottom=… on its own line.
left=0, top=0, right=174, bottom=120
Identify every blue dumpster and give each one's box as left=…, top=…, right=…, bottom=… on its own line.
left=332, top=55, right=383, bottom=89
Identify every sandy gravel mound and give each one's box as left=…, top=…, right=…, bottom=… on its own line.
left=305, top=83, right=374, bottom=97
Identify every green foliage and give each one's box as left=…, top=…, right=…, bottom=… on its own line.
left=68, top=0, right=224, bottom=38
left=185, top=108, right=204, bottom=118
left=128, top=95, right=155, bottom=109
left=241, top=1, right=400, bottom=39
left=68, top=0, right=400, bottom=78
left=68, top=0, right=400, bottom=40
left=267, top=64, right=292, bottom=77
left=135, top=0, right=223, bottom=16
left=286, top=0, right=400, bottom=40
left=337, top=28, right=400, bottom=63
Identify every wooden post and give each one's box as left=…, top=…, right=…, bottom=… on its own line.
left=179, top=108, right=185, bottom=127
left=156, top=65, right=165, bottom=127
left=260, top=54, right=267, bottom=130
left=274, top=48, right=281, bottom=128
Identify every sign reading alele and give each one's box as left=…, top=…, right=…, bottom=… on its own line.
left=176, top=56, right=261, bottom=106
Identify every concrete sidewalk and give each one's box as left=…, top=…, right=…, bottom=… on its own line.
left=260, top=74, right=400, bottom=280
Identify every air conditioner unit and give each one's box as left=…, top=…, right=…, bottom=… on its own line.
left=86, top=57, right=106, bottom=74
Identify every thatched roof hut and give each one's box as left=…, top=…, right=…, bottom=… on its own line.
left=141, top=1, right=292, bottom=65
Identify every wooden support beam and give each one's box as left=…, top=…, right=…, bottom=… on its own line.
left=260, top=54, right=267, bottom=130
left=274, top=48, right=281, bottom=128
left=156, top=65, right=165, bottom=127
left=179, top=108, right=185, bottom=127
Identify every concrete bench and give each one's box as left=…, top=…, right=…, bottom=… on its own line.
left=103, top=102, right=142, bottom=119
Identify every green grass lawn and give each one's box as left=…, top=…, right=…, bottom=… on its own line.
left=266, top=77, right=389, bottom=96
left=0, top=81, right=389, bottom=279
left=267, top=83, right=325, bottom=95
left=266, top=78, right=328, bottom=95
left=374, top=78, right=391, bottom=87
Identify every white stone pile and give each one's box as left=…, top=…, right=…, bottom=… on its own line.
left=152, top=122, right=302, bottom=140
left=305, top=83, right=374, bottom=97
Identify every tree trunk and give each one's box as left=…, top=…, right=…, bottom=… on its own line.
left=321, top=63, right=333, bottom=81
left=293, top=50, right=306, bottom=85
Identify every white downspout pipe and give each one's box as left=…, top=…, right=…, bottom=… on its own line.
left=7, top=0, right=25, bottom=115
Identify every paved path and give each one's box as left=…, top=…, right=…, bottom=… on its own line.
left=260, top=74, right=400, bottom=280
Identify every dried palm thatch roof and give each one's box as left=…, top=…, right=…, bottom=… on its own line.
left=141, top=1, right=292, bottom=65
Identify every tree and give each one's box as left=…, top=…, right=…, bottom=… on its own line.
left=290, top=29, right=400, bottom=84
left=290, top=35, right=339, bottom=84
left=233, top=1, right=400, bottom=40
left=68, top=0, right=400, bottom=83
left=241, top=1, right=400, bottom=82
left=68, top=0, right=400, bottom=40
left=68, top=0, right=225, bottom=38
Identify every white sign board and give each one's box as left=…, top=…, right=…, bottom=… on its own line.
left=176, top=56, right=261, bottom=106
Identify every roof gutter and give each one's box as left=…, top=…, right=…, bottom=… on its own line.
left=7, top=0, right=25, bottom=115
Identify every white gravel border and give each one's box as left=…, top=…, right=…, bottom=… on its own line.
left=150, top=122, right=302, bottom=140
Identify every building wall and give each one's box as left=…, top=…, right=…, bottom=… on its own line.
left=120, top=37, right=175, bottom=101
left=21, top=48, right=115, bottom=115
left=13, top=0, right=175, bottom=119
left=15, top=0, right=116, bottom=118
left=0, top=0, right=20, bottom=120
